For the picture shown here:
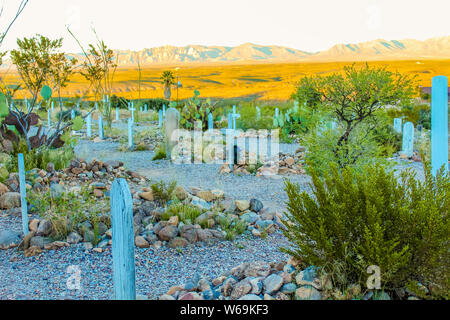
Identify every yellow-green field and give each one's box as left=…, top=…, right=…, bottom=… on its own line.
left=3, top=59, right=450, bottom=101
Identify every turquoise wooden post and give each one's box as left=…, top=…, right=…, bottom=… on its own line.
left=144, top=104, right=148, bottom=113
left=111, top=178, right=136, bottom=300
left=226, top=129, right=234, bottom=171
left=275, top=108, right=279, bottom=118
left=18, top=154, right=28, bottom=236
left=158, top=110, right=163, bottom=127
left=431, top=76, right=449, bottom=175
left=256, top=106, right=261, bottom=120
left=163, top=104, right=166, bottom=118
left=227, top=113, right=232, bottom=130
left=393, top=118, right=402, bottom=133
left=130, top=103, right=135, bottom=124
left=231, top=108, right=240, bottom=130
left=51, top=101, right=54, bottom=112
left=95, top=102, right=98, bottom=111
left=86, top=114, right=92, bottom=137
left=99, top=115, right=104, bottom=140
left=402, top=122, right=414, bottom=158
left=47, top=109, right=51, bottom=128
left=208, top=113, right=213, bottom=130
left=116, top=107, right=120, bottom=121
left=128, top=118, right=134, bottom=148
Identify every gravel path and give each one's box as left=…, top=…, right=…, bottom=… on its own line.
left=75, top=136, right=311, bottom=211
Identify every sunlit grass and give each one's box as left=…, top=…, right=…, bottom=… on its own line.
left=3, top=59, right=448, bottom=101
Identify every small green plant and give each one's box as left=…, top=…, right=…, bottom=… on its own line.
left=28, top=185, right=109, bottom=242
left=7, top=139, right=75, bottom=172
left=282, top=161, right=449, bottom=298
left=165, top=203, right=204, bottom=224
left=218, top=215, right=247, bottom=241
left=152, top=144, right=167, bottom=160
left=150, top=180, right=177, bottom=206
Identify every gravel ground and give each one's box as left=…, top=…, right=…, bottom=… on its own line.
left=0, top=229, right=289, bottom=300
left=1, top=122, right=439, bottom=300
left=75, top=138, right=311, bottom=210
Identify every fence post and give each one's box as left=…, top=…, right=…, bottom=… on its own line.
left=431, top=76, right=449, bottom=175
left=111, top=178, right=136, bottom=300
left=86, top=114, right=92, bottom=137
left=128, top=118, right=134, bottom=148
left=18, top=154, right=28, bottom=236
left=99, top=115, right=104, bottom=140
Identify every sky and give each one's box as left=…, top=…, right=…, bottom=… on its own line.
left=0, top=0, right=449, bottom=53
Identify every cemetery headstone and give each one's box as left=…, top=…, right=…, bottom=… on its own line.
left=164, top=108, right=180, bottom=159
left=111, top=178, right=136, bottom=300
left=393, top=118, right=402, bottom=133
left=431, top=75, right=449, bottom=175
left=402, top=122, right=414, bottom=158
left=18, top=154, right=28, bottom=235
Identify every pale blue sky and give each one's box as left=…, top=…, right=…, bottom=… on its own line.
left=1, top=0, right=449, bottom=52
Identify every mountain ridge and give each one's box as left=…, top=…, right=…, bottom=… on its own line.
left=2, top=37, right=450, bottom=68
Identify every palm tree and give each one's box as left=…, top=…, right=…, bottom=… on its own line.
left=161, top=70, right=175, bottom=101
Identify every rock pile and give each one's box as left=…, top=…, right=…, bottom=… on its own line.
left=131, top=186, right=285, bottom=249
left=219, top=148, right=306, bottom=176
left=159, top=258, right=326, bottom=301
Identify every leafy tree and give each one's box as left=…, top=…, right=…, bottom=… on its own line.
left=161, top=70, right=175, bottom=101
left=293, top=64, right=416, bottom=167
left=68, top=28, right=117, bottom=128
left=5, top=35, right=77, bottom=150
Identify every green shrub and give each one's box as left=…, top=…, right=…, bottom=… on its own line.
left=28, top=186, right=109, bottom=242
left=7, top=139, right=75, bottom=172
left=282, top=162, right=449, bottom=298
left=217, top=215, right=248, bottom=241
left=150, top=180, right=177, bottom=206
left=165, top=202, right=204, bottom=224
left=304, top=124, right=389, bottom=175
left=152, top=144, right=167, bottom=160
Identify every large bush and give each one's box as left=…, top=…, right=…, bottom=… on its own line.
left=292, top=64, right=416, bottom=168
left=282, top=162, right=449, bottom=298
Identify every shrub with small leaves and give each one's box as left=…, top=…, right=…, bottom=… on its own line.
left=150, top=180, right=177, bottom=206
left=282, top=161, right=449, bottom=298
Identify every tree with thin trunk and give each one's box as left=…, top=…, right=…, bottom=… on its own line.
left=292, top=64, right=416, bottom=167
left=161, top=70, right=175, bottom=101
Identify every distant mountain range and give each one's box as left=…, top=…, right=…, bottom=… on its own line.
left=2, top=37, right=450, bottom=68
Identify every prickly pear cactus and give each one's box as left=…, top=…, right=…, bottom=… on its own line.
left=0, top=92, right=8, bottom=120
left=40, top=85, right=52, bottom=100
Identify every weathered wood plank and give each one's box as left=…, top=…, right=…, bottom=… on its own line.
left=111, top=178, right=136, bottom=300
